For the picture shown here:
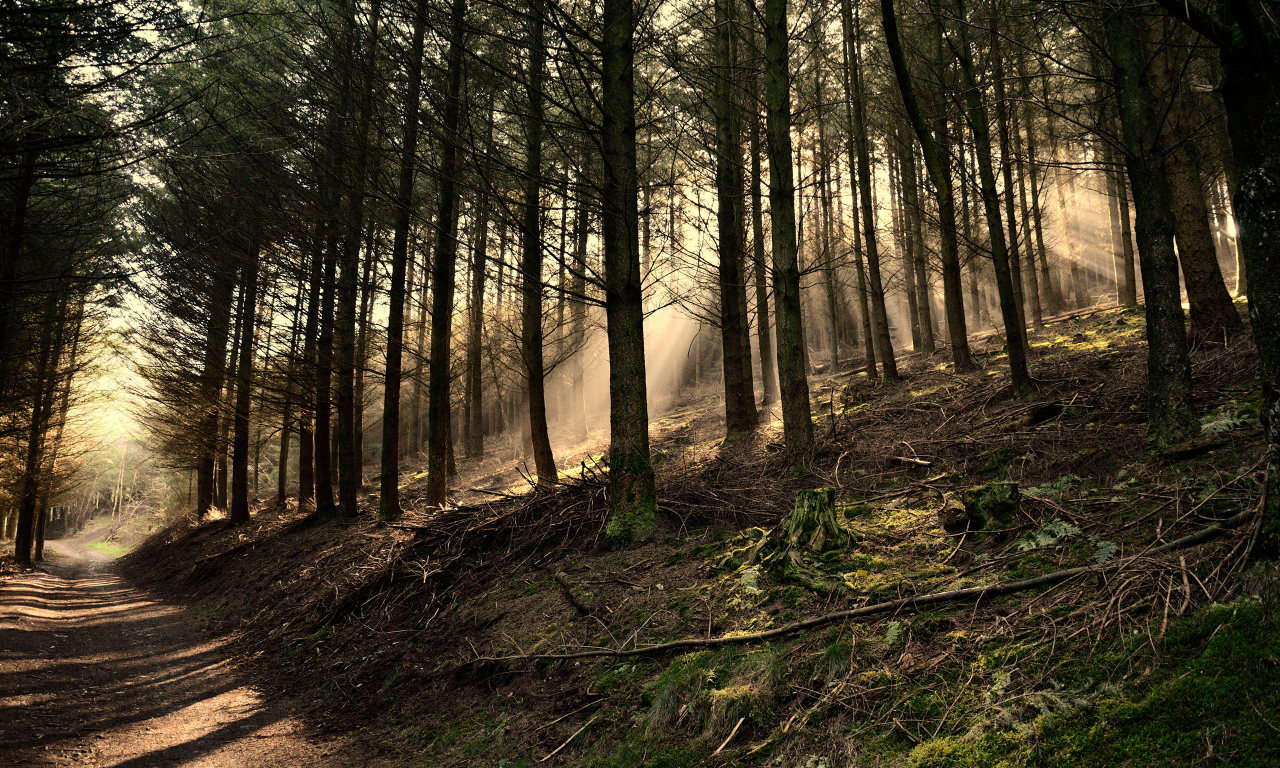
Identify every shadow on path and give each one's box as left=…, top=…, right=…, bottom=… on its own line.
left=0, top=536, right=346, bottom=767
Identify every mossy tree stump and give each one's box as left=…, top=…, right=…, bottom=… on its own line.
left=744, top=488, right=857, bottom=590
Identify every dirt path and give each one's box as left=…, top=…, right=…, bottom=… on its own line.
left=0, top=534, right=347, bottom=767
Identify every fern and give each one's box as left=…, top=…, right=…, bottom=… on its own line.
left=1200, top=410, right=1250, bottom=435
left=1014, top=518, right=1082, bottom=551
left=1026, top=474, right=1083, bottom=497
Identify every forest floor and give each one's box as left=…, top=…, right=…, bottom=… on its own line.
left=0, top=522, right=353, bottom=767
left=17, top=300, right=1280, bottom=768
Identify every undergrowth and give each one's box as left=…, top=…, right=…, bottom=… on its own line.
left=122, top=305, right=1274, bottom=767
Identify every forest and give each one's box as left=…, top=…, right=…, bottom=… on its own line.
left=1, top=0, right=1279, bottom=765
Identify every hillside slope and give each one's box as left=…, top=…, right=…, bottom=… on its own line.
left=123, top=305, right=1280, bottom=768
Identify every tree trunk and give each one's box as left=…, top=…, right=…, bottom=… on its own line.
left=848, top=160, right=878, bottom=372
left=467, top=106, right=495, bottom=459
left=1115, top=150, right=1140, bottom=306
left=230, top=246, right=261, bottom=526
left=424, top=0, right=468, bottom=508
left=899, top=136, right=935, bottom=354
left=197, top=261, right=236, bottom=518
left=521, top=4, right=556, bottom=486
left=1153, top=0, right=1280, bottom=550
left=949, top=0, right=1030, bottom=390
left=842, top=0, right=895, bottom=379
left=890, top=150, right=921, bottom=351
left=567, top=179, right=589, bottom=442
left=601, top=0, right=656, bottom=527
left=750, top=104, right=779, bottom=405
left=1010, top=95, right=1043, bottom=330
left=1020, top=99, right=1064, bottom=315
left=764, top=0, right=814, bottom=455
left=378, top=3, right=427, bottom=521
left=1103, top=141, right=1133, bottom=307
left=217, top=285, right=245, bottom=512
left=1167, top=148, right=1243, bottom=340
left=715, top=0, right=759, bottom=435
left=314, top=235, right=339, bottom=519
left=12, top=297, right=61, bottom=566
left=1106, top=3, right=1198, bottom=448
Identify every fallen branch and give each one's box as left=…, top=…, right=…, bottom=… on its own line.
left=477, top=506, right=1257, bottom=663
left=539, top=714, right=599, bottom=762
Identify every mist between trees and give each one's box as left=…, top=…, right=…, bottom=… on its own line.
left=3, top=0, right=1278, bottom=564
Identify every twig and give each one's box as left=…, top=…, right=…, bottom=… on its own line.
left=713, top=717, right=745, bottom=755
left=539, top=714, right=599, bottom=762
left=537, top=700, right=601, bottom=732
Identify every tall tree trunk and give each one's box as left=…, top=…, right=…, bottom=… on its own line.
left=949, top=0, right=1030, bottom=390
left=230, top=245, right=261, bottom=526
left=848, top=156, right=878, bottom=372
left=819, top=134, right=841, bottom=370
left=1020, top=99, right=1064, bottom=314
left=1103, top=140, right=1133, bottom=307
left=521, top=4, right=556, bottom=486
left=1047, top=115, right=1089, bottom=309
left=378, top=3, right=427, bottom=521
left=567, top=179, right=589, bottom=442
left=1106, top=3, right=1198, bottom=448
left=197, top=261, right=236, bottom=517
left=750, top=105, right=779, bottom=405
left=890, top=149, right=921, bottom=350
left=410, top=214, right=434, bottom=455
left=716, top=0, right=759, bottom=435
left=278, top=264, right=306, bottom=505
left=1167, top=146, right=1243, bottom=340
left=900, top=137, right=936, bottom=354
left=424, top=0, right=468, bottom=507
left=218, top=284, right=245, bottom=511
left=843, top=0, right=896, bottom=379
left=602, top=0, right=656, bottom=525
left=1115, top=149, right=1140, bottom=306
left=298, top=224, right=324, bottom=505
left=314, top=236, right=339, bottom=519
left=1010, top=94, right=1043, bottom=330
left=764, top=0, right=814, bottom=454
left=12, top=297, right=61, bottom=565
left=467, top=106, right=495, bottom=459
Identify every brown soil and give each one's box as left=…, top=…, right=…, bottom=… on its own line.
left=0, top=530, right=352, bottom=767
left=81, top=303, right=1265, bottom=765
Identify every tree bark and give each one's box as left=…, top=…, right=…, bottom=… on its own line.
left=424, top=0, right=468, bottom=508
left=314, top=234, right=339, bottom=519
left=467, top=106, right=495, bottom=459
left=601, top=0, right=656, bottom=523
left=1151, top=0, right=1280, bottom=551
left=715, top=0, right=759, bottom=435
left=1106, top=2, right=1199, bottom=448
left=948, top=0, right=1030, bottom=390
left=842, top=0, right=895, bottom=379
left=197, top=260, right=236, bottom=518
left=378, top=2, right=427, bottom=521
left=230, top=245, right=261, bottom=526
left=749, top=105, right=779, bottom=405
left=1103, top=141, right=1133, bottom=307
left=764, top=0, right=814, bottom=455
left=1168, top=147, right=1243, bottom=340
left=521, top=4, right=556, bottom=486
left=12, top=297, right=61, bottom=565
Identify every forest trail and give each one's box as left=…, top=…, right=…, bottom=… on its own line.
left=0, top=528, right=347, bottom=767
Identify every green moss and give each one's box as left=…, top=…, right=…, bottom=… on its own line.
left=907, top=600, right=1280, bottom=768
left=605, top=494, right=658, bottom=547
left=962, top=482, right=1019, bottom=530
